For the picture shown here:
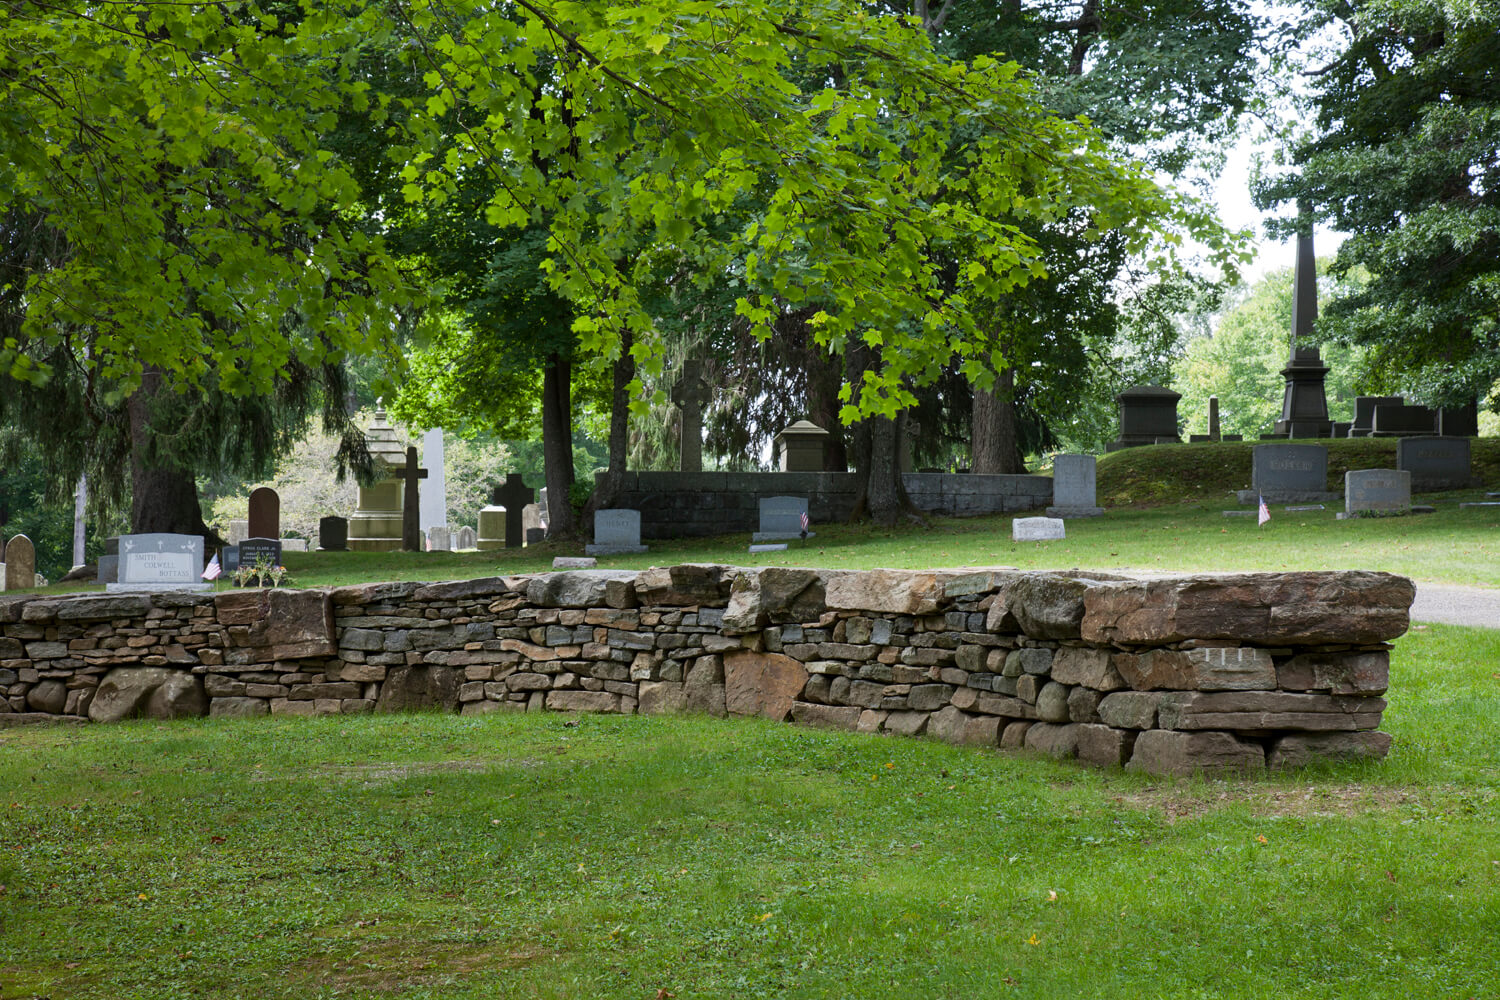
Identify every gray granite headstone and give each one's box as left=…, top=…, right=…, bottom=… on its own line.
left=455, top=525, right=477, bottom=550
left=1046, top=455, right=1103, bottom=518
left=1342, top=469, right=1411, bottom=518
left=1012, top=517, right=1065, bottom=541
left=753, top=496, right=813, bottom=542
left=1372, top=403, right=1436, bottom=437
left=1350, top=396, right=1403, bottom=437
left=228, top=519, right=250, bottom=545
left=1238, top=444, right=1337, bottom=504
left=1397, top=437, right=1471, bottom=492
left=238, top=537, right=283, bottom=568
left=318, top=516, right=348, bottom=551
left=96, top=554, right=119, bottom=584
left=585, top=509, right=648, bottom=555
left=108, top=533, right=210, bottom=593
left=4, top=534, right=36, bottom=591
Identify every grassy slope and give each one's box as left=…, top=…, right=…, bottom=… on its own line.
left=1, top=623, right=1496, bottom=999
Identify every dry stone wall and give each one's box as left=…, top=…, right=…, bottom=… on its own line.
left=0, top=567, right=1414, bottom=776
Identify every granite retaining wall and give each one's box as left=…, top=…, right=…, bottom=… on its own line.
left=0, top=567, right=1414, bottom=776
left=600, top=471, right=1054, bottom=538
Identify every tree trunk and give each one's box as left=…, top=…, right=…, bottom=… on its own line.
left=806, top=348, right=848, bottom=472
left=541, top=353, right=576, bottom=538
left=844, top=345, right=920, bottom=526
left=592, top=331, right=634, bottom=511
left=127, top=367, right=215, bottom=541
left=971, top=367, right=1026, bottom=474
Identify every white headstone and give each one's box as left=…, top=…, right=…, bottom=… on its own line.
left=585, top=509, right=648, bottom=555
left=1046, top=454, right=1103, bottom=518
left=455, top=525, right=477, bottom=550
left=554, top=556, right=598, bottom=569
left=420, top=428, right=447, bottom=533
left=427, top=525, right=451, bottom=551
left=752, top=496, right=813, bottom=542
left=108, top=533, right=211, bottom=592
left=1012, top=517, right=1065, bottom=542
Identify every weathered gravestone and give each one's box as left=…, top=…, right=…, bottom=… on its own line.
left=318, top=516, right=348, bottom=551
left=4, top=534, right=36, bottom=591
left=227, top=519, right=250, bottom=545
left=427, top=526, right=451, bottom=552
left=238, top=537, right=283, bottom=569
left=522, top=504, right=544, bottom=546
left=670, top=360, right=711, bottom=473
left=1397, top=436, right=1471, bottom=492
left=1046, top=454, right=1104, bottom=518
left=1340, top=470, right=1411, bottom=519
left=401, top=446, right=429, bottom=552
left=455, top=525, right=477, bottom=550
left=753, top=496, right=812, bottom=542
left=1238, top=443, right=1337, bottom=504
left=281, top=539, right=308, bottom=553
left=491, top=474, right=535, bottom=548
left=1012, top=516, right=1065, bottom=541
left=476, top=506, right=506, bottom=551
left=108, top=534, right=210, bottom=593
left=247, top=487, right=280, bottom=540
left=96, top=537, right=120, bottom=584
left=586, top=509, right=649, bottom=555
left=1349, top=396, right=1403, bottom=437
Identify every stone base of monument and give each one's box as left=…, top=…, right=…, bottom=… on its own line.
left=1045, top=505, right=1104, bottom=519
left=751, top=531, right=814, bottom=543
left=106, top=582, right=213, bottom=593
left=1236, top=489, right=1341, bottom=505
left=348, top=537, right=402, bottom=552
left=584, top=544, right=649, bottom=555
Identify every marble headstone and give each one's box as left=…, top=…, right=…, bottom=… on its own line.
left=585, top=509, right=648, bottom=555
left=227, top=519, right=250, bottom=545
left=419, top=428, right=447, bottom=534
left=455, top=525, right=478, bottom=550
left=109, top=534, right=210, bottom=592
left=427, top=525, right=451, bottom=552
left=1012, top=517, right=1065, bottom=541
left=4, top=534, right=36, bottom=590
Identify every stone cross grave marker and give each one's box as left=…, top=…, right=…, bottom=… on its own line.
left=753, top=496, right=813, bottom=542
left=455, top=525, right=477, bottom=550
left=401, top=446, right=429, bottom=552
left=1046, top=455, right=1103, bottom=518
left=4, top=534, right=36, bottom=590
left=1341, top=469, right=1411, bottom=519
left=318, top=516, right=348, bottom=551
left=1397, top=436, right=1471, bottom=492
left=247, top=487, right=280, bottom=540
left=108, top=533, right=210, bottom=593
left=1238, top=443, right=1335, bottom=504
left=586, top=509, right=648, bottom=555
left=670, top=360, right=711, bottom=473
left=491, top=474, right=535, bottom=548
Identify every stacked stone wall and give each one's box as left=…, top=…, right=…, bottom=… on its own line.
left=0, top=567, right=1413, bottom=776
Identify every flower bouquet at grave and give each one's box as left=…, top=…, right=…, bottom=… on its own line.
left=233, top=554, right=290, bottom=589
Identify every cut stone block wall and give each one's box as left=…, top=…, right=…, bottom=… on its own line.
left=0, top=567, right=1414, bottom=776
left=601, top=472, right=1054, bottom=538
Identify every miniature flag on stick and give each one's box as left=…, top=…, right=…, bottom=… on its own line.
left=799, top=510, right=809, bottom=540
left=202, top=553, right=222, bottom=581
left=1257, top=495, right=1271, bottom=527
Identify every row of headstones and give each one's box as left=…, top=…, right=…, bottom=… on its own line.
left=0, top=534, right=37, bottom=590
left=1246, top=438, right=1474, bottom=503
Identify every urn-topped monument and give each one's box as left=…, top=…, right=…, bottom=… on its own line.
left=348, top=404, right=409, bottom=552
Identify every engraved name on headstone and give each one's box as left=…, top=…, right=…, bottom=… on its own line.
left=752, top=496, right=813, bottom=542
left=1396, top=436, right=1471, bottom=492
left=109, top=534, right=210, bottom=592
left=585, top=509, right=648, bottom=555
left=1344, top=469, right=1411, bottom=517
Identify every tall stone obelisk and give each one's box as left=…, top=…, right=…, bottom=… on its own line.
left=1273, top=232, right=1334, bottom=439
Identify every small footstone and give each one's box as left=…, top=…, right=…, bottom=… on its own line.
left=1223, top=510, right=1255, bottom=518
left=553, top=557, right=597, bottom=569
left=748, top=544, right=788, bottom=553
left=1012, top=517, right=1065, bottom=542
left=1284, top=505, right=1325, bottom=511
left=1411, top=505, right=1436, bottom=514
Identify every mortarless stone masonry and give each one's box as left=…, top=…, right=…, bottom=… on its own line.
left=0, top=567, right=1413, bottom=776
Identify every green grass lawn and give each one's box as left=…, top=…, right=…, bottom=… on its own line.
left=2, top=623, right=1497, bottom=999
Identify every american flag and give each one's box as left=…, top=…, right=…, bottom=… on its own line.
left=1257, top=495, right=1270, bottom=527
left=799, top=510, right=809, bottom=537
left=201, top=553, right=222, bottom=581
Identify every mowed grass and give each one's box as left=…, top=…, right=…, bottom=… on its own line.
left=237, top=499, right=1499, bottom=590
left=2, top=624, right=1497, bottom=999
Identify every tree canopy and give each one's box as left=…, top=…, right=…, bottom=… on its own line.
left=1258, top=0, right=1500, bottom=406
